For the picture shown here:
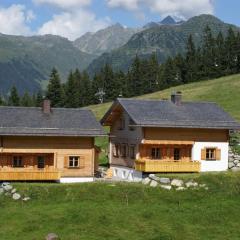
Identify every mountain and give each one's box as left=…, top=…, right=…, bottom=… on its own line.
left=0, top=34, right=95, bottom=95
left=160, top=15, right=177, bottom=25
left=74, top=23, right=140, bottom=56
left=143, top=16, right=184, bottom=29
left=87, top=14, right=240, bottom=74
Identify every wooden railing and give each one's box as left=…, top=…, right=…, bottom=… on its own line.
left=0, top=168, right=61, bottom=181
left=135, top=159, right=201, bottom=173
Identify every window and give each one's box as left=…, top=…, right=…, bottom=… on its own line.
left=151, top=148, right=161, bottom=159
left=118, top=117, right=125, bottom=130
left=113, top=144, right=120, bottom=158
left=37, top=156, right=45, bottom=169
left=129, top=145, right=136, bottom=159
left=69, top=156, right=80, bottom=168
left=129, top=119, right=136, bottom=131
left=206, top=148, right=216, bottom=161
left=174, top=148, right=180, bottom=160
left=121, top=144, right=128, bottom=158
left=13, top=156, right=23, bottom=168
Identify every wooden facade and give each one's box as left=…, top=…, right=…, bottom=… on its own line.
left=0, top=136, right=98, bottom=181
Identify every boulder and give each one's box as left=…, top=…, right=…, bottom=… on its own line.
left=199, top=184, right=206, bottom=188
left=159, top=178, right=171, bottom=184
left=160, top=185, right=172, bottom=190
left=149, top=174, right=160, bottom=182
left=176, top=187, right=186, bottom=191
left=185, top=181, right=198, bottom=188
left=11, top=188, right=17, bottom=194
left=228, top=162, right=235, bottom=168
left=22, top=197, right=31, bottom=201
left=3, top=184, right=13, bottom=191
left=233, top=160, right=239, bottom=165
left=142, top=177, right=151, bottom=185
left=45, top=233, right=59, bottom=240
left=0, top=188, right=4, bottom=195
left=171, top=179, right=184, bottom=187
left=1, top=182, right=10, bottom=187
left=12, top=193, right=21, bottom=200
left=150, top=180, right=158, bottom=187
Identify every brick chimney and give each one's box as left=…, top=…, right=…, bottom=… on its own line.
left=171, top=91, right=182, bottom=106
left=42, top=99, right=51, bottom=114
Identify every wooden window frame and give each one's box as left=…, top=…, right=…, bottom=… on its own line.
left=129, top=145, right=136, bottom=159
left=121, top=144, right=128, bottom=158
left=113, top=144, right=120, bottom=158
left=174, top=148, right=181, bottom=161
left=118, top=117, right=125, bottom=130
left=151, top=147, right=161, bottom=160
left=206, top=148, right=217, bottom=161
left=13, top=156, right=23, bottom=168
left=68, top=156, right=80, bottom=168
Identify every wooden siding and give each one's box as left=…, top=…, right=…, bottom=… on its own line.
left=0, top=169, right=60, bottom=181
left=144, top=128, right=229, bottom=142
left=0, top=136, right=97, bottom=180
left=135, top=159, right=200, bottom=173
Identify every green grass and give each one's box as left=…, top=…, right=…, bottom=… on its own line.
left=88, top=74, right=240, bottom=121
left=1, top=172, right=240, bottom=240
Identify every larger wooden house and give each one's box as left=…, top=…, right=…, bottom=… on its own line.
left=0, top=100, right=105, bottom=182
left=101, top=93, right=240, bottom=181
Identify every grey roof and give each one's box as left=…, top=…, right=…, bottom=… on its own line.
left=101, top=98, right=240, bottom=130
left=0, top=107, right=105, bottom=136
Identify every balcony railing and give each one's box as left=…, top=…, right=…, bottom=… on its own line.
left=135, top=159, right=201, bottom=173
left=0, top=168, right=61, bottom=181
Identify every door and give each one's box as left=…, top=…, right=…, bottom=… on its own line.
left=37, top=156, right=45, bottom=169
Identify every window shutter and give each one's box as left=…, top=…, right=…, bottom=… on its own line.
left=201, top=149, right=206, bottom=160
left=64, top=156, right=69, bottom=168
left=216, top=149, right=221, bottom=161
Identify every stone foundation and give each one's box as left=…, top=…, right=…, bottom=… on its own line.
left=228, top=149, right=240, bottom=171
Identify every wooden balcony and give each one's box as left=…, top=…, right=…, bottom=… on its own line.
left=135, top=159, right=201, bottom=173
left=0, top=168, right=61, bottom=181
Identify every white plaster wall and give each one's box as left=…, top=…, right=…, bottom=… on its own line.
left=192, top=142, right=229, bottom=172
left=111, top=166, right=142, bottom=182
left=60, top=177, right=94, bottom=183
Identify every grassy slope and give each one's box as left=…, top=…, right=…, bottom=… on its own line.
left=1, top=172, right=240, bottom=240
left=88, top=74, right=240, bottom=121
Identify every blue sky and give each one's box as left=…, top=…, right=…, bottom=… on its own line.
left=0, top=0, right=239, bottom=40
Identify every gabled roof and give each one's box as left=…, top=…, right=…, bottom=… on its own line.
left=0, top=107, right=105, bottom=137
left=101, top=98, right=240, bottom=130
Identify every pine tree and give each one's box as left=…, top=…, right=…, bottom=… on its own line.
left=46, top=68, right=64, bottom=107
left=185, top=35, right=198, bottom=82
left=8, top=86, right=20, bottom=106
left=21, top=91, right=33, bottom=107
left=65, top=71, right=79, bottom=108
left=0, top=95, right=4, bottom=106
left=80, top=71, right=93, bottom=106
left=35, top=91, right=43, bottom=107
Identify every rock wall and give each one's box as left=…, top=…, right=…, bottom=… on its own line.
left=228, top=148, right=240, bottom=171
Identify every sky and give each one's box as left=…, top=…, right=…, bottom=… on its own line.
left=0, top=0, right=239, bottom=40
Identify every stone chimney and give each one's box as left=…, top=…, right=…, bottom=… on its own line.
left=171, top=91, right=182, bottom=106
left=42, top=99, right=51, bottom=114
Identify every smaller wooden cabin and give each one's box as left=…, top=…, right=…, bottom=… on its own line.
left=0, top=100, right=105, bottom=182
left=101, top=93, right=240, bottom=181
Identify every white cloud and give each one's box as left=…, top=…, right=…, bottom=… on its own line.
left=106, top=0, right=214, bottom=19
left=106, top=0, right=139, bottom=11
left=0, top=4, right=34, bottom=35
left=38, top=9, right=111, bottom=40
left=148, top=0, right=214, bottom=19
left=33, top=0, right=91, bottom=9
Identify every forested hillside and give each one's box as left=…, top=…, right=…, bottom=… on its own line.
left=88, top=14, right=240, bottom=74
